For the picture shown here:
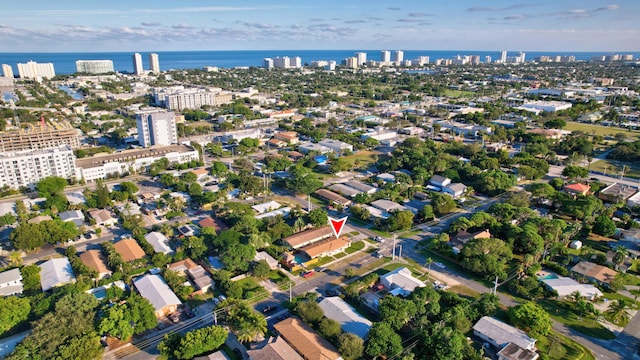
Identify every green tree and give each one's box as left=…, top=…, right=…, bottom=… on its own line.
left=94, top=181, right=112, bottom=208
left=508, top=302, right=552, bottom=337
left=474, top=170, right=517, bottom=196
left=21, top=264, right=41, bottom=291
left=593, top=215, right=617, bottom=237
left=419, top=204, right=435, bottom=221
left=36, top=176, right=67, bottom=198
left=220, top=244, right=256, bottom=272
left=307, top=208, right=328, bottom=227
left=338, top=332, right=364, bottom=360
left=0, top=296, right=30, bottom=336
left=223, top=300, right=268, bottom=343
left=295, top=301, right=324, bottom=324
left=384, top=210, right=415, bottom=231
left=562, top=165, right=589, bottom=179
left=251, top=260, right=271, bottom=278
left=119, top=181, right=139, bottom=198
left=159, top=325, right=228, bottom=360
left=364, top=322, right=403, bottom=358
left=318, top=318, right=342, bottom=340
left=417, top=326, right=480, bottom=360
left=461, top=238, right=513, bottom=279
left=431, top=192, right=457, bottom=216
left=286, top=165, right=323, bottom=195
left=379, top=295, right=418, bottom=330
left=606, top=299, right=630, bottom=325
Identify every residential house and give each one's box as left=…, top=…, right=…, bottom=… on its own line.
left=113, top=238, right=146, bottom=262
left=314, top=189, right=352, bottom=207
left=598, top=183, right=638, bottom=203
left=288, top=151, right=305, bottom=162
left=88, top=209, right=117, bottom=226
left=252, top=201, right=282, bottom=214
left=145, top=232, right=173, bottom=254
left=39, top=258, right=76, bottom=291
left=177, top=224, right=197, bottom=237
left=0, top=268, right=23, bottom=296
left=571, top=261, right=618, bottom=285
left=473, top=316, right=537, bottom=351
left=65, top=191, right=86, bottom=206
left=134, top=274, right=182, bottom=317
left=274, top=131, right=299, bottom=145
left=301, top=237, right=351, bottom=259
left=247, top=336, right=303, bottom=360
left=627, top=191, right=640, bottom=208
left=564, top=183, right=590, bottom=197
left=28, top=215, right=52, bottom=224
left=255, top=207, right=291, bottom=220
left=198, top=216, right=228, bottom=232
left=267, top=138, right=287, bottom=148
left=429, top=175, right=452, bottom=190
left=85, top=281, right=127, bottom=301
left=273, top=317, right=342, bottom=360
left=380, top=267, right=425, bottom=296
left=497, top=342, right=539, bottom=360
left=0, top=202, right=15, bottom=217
left=283, top=225, right=334, bottom=249
left=451, top=230, right=492, bottom=247
left=195, top=350, right=232, bottom=360
left=318, top=139, right=354, bottom=153
left=328, top=183, right=361, bottom=198
left=376, top=173, right=396, bottom=183
left=344, top=180, right=377, bottom=194
left=168, top=258, right=200, bottom=273
left=167, top=258, right=214, bottom=294
left=190, top=168, right=209, bottom=182
left=318, top=297, right=372, bottom=338
left=444, top=183, right=467, bottom=199
left=79, top=250, right=112, bottom=279
left=118, top=202, right=141, bottom=216
left=370, top=199, right=406, bottom=214
left=59, top=210, right=85, bottom=227
left=541, top=276, right=603, bottom=300
left=298, top=141, right=331, bottom=154
left=254, top=251, right=279, bottom=269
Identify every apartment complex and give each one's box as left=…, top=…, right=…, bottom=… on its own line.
left=149, top=53, right=160, bottom=74
left=0, top=126, right=81, bottom=152
left=132, top=53, right=144, bottom=75
left=152, top=86, right=232, bottom=111
left=75, top=60, right=114, bottom=74
left=136, top=109, right=177, bottom=147
left=17, top=61, right=55, bottom=80
left=2, top=64, right=13, bottom=78
left=0, top=145, right=76, bottom=189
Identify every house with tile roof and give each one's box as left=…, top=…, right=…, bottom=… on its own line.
left=113, top=238, right=146, bottom=262
left=571, top=261, right=618, bottom=285
left=283, top=225, right=334, bottom=249
left=247, top=336, right=303, bottom=360
left=563, top=183, right=590, bottom=197
left=273, top=317, right=342, bottom=360
left=301, top=237, right=351, bottom=259
left=79, top=250, right=112, bottom=279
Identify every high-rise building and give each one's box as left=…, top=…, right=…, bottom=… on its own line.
left=469, top=55, right=481, bottom=65
left=393, top=50, right=404, bottom=64
left=518, top=52, right=526, bottom=63
left=380, top=50, right=391, bottom=63
left=273, top=57, right=290, bottom=69
left=0, top=145, right=76, bottom=190
left=149, top=53, right=160, bottom=74
left=289, top=56, right=302, bottom=68
left=500, top=50, right=507, bottom=63
left=75, top=60, right=114, bottom=74
left=17, top=61, right=55, bottom=80
left=263, top=58, right=274, bottom=69
left=2, top=64, right=13, bottom=78
left=132, top=53, right=144, bottom=75
left=345, top=57, right=359, bottom=69
left=136, top=109, right=177, bottom=147
left=485, top=56, right=492, bottom=64
left=355, top=52, right=367, bottom=66
left=0, top=125, right=81, bottom=152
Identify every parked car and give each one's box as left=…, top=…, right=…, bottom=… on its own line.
left=302, top=271, right=315, bottom=278
left=218, top=294, right=227, bottom=302
left=434, top=262, right=446, bottom=269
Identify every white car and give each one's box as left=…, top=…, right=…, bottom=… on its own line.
left=434, top=262, right=446, bottom=269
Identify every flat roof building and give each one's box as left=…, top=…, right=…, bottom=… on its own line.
left=76, top=60, right=114, bottom=74
left=318, top=297, right=372, bottom=337
left=0, top=145, right=76, bottom=190
left=283, top=225, right=334, bottom=249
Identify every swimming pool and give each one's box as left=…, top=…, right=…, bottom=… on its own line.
left=539, top=274, right=559, bottom=280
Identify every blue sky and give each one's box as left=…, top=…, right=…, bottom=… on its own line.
left=1, top=0, right=638, bottom=52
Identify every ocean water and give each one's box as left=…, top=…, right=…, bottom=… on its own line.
left=0, top=50, right=638, bottom=75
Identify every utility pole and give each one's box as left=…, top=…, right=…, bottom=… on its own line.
left=308, top=195, right=311, bottom=211
left=289, top=282, right=292, bottom=302
left=213, top=311, right=218, bottom=325
left=392, top=233, right=397, bottom=260
left=621, top=165, right=626, bottom=180
left=492, top=276, right=499, bottom=296
left=398, top=244, right=402, bottom=260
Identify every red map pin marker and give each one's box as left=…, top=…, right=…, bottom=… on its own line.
left=329, top=216, right=348, bottom=239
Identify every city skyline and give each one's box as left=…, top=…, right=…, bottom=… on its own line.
left=0, top=0, right=638, bottom=52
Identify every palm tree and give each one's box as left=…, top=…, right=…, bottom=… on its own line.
left=425, top=257, right=433, bottom=275
left=9, top=251, right=22, bottom=267
left=606, top=299, right=630, bottom=325
left=613, top=246, right=628, bottom=271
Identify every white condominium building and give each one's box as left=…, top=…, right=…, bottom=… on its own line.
left=149, top=53, right=160, bottom=74
left=17, top=61, right=55, bottom=80
left=136, top=109, right=177, bottom=147
left=132, top=53, right=144, bottom=75
left=393, top=50, right=404, bottom=64
left=380, top=50, right=391, bottom=63
left=263, top=58, right=274, bottom=69
left=152, top=86, right=232, bottom=111
left=75, top=60, right=114, bottom=74
left=2, top=64, right=13, bottom=78
left=0, top=145, right=76, bottom=190
left=356, top=52, right=367, bottom=65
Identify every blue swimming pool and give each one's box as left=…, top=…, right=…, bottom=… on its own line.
left=539, top=274, right=559, bottom=280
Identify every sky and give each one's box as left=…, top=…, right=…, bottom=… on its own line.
left=1, top=0, right=638, bottom=52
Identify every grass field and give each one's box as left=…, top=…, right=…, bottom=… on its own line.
left=564, top=121, right=640, bottom=140
left=339, top=150, right=380, bottom=169
left=539, top=300, right=616, bottom=340
left=536, top=331, right=596, bottom=360
left=444, top=89, right=476, bottom=98
left=590, top=159, right=640, bottom=179
left=345, top=240, right=365, bottom=254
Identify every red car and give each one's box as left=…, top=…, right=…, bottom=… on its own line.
left=302, top=271, right=315, bottom=278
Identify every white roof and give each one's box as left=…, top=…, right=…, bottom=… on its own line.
left=0, top=268, right=23, bottom=295
left=319, top=297, right=372, bottom=338
left=371, top=199, right=406, bottom=212
left=473, top=316, right=536, bottom=350
left=59, top=210, right=84, bottom=226
left=145, top=232, right=173, bottom=254
left=255, top=207, right=291, bottom=220
left=252, top=201, right=281, bottom=214
left=345, top=180, right=377, bottom=194
left=134, top=274, right=182, bottom=312
left=329, top=183, right=361, bottom=198
left=66, top=191, right=86, bottom=205
left=542, top=277, right=603, bottom=299
left=39, top=258, right=76, bottom=291
left=0, top=268, right=21, bottom=285
left=380, top=267, right=425, bottom=295
left=0, top=202, right=16, bottom=216
left=254, top=251, right=279, bottom=268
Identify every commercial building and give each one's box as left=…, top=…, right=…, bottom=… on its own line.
left=136, top=109, right=177, bottom=147
left=0, top=145, right=76, bottom=190
left=518, top=101, right=572, bottom=114
left=17, top=61, right=55, bottom=80
left=2, top=64, right=14, bottom=78
left=0, top=126, right=81, bottom=152
left=149, top=53, right=160, bottom=74
left=132, top=53, right=144, bottom=75
left=75, top=60, right=114, bottom=74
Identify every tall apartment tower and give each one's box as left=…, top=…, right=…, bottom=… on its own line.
left=132, top=53, right=144, bottom=75
left=355, top=52, right=367, bottom=66
left=263, top=58, right=274, bottom=69
left=149, top=53, right=160, bottom=74
left=380, top=50, right=391, bottom=63
left=500, top=50, right=507, bottom=63
left=518, top=52, right=526, bottom=63
left=393, top=50, right=404, bottom=64
left=17, top=61, right=55, bottom=80
left=136, top=110, right=177, bottom=147
left=2, top=64, right=13, bottom=78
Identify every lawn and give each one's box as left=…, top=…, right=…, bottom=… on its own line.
left=236, top=278, right=269, bottom=302
left=266, top=270, right=290, bottom=285
left=564, top=121, right=640, bottom=140
left=538, top=299, right=616, bottom=340
left=590, top=159, right=640, bottom=179
left=444, top=89, right=476, bottom=98
left=536, top=331, right=596, bottom=360
left=345, top=240, right=365, bottom=254
left=352, top=257, right=391, bottom=277
left=338, top=150, right=380, bottom=169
